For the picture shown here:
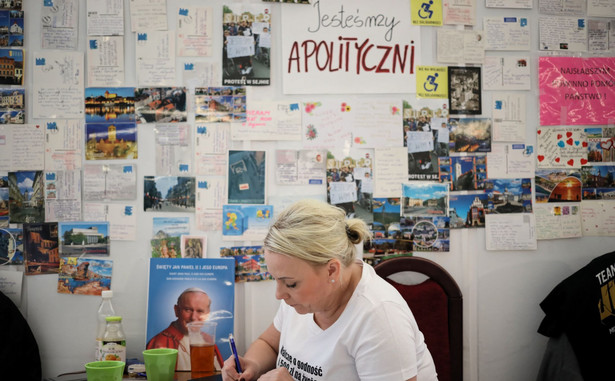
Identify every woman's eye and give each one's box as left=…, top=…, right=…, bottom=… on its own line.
left=286, top=283, right=297, bottom=289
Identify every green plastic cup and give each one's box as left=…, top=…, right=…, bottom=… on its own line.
left=84, top=360, right=125, bottom=381
left=143, top=348, right=178, bottom=381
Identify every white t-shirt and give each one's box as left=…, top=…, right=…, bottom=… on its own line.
left=273, top=262, right=438, bottom=381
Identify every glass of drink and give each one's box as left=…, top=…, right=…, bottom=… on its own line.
left=187, top=321, right=217, bottom=375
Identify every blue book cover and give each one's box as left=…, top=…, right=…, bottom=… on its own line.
left=146, top=258, right=235, bottom=369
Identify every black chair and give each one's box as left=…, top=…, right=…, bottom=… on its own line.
left=375, top=256, right=463, bottom=381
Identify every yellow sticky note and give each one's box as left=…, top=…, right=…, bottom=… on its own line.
left=416, top=66, right=448, bottom=99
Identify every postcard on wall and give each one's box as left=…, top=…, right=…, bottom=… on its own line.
left=86, top=0, right=124, bottom=36
left=402, top=216, right=450, bottom=252
left=581, top=201, right=615, bottom=236
left=58, top=221, right=109, bottom=257
left=83, top=203, right=137, bottom=241
left=0, top=187, right=8, bottom=227
left=442, top=0, right=475, bottom=25
left=195, top=86, right=246, bottom=123
left=0, top=88, right=24, bottom=124
left=41, top=0, right=79, bottom=50
left=194, top=123, right=229, bottom=177
left=482, top=56, right=530, bottom=91
left=539, top=16, right=587, bottom=52
left=436, top=29, right=484, bottom=65
left=487, top=143, right=534, bottom=179
left=129, top=0, right=167, bottom=32
left=326, top=148, right=373, bottom=221
left=85, top=123, right=138, bottom=160
left=155, top=123, right=192, bottom=176
left=411, top=0, right=442, bottom=26
left=484, top=17, right=530, bottom=51
left=182, top=61, right=220, bottom=89
left=135, top=30, right=176, bottom=86
left=535, top=169, right=582, bottom=203
left=416, top=66, right=448, bottom=99
left=535, top=203, right=582, bottom=240
left=580, top=165, right=615, bottom=200
left=0, top=49, right=22, bottom=86
left=180, top=235, right=206, bottom=259
left=222, top=3, right=272, bottom=87
left=87, top=36, right=125, bottom=87
left=151, top=217, right=188, bottom=258
left=448, top=118, right=492, bottom=153
left=448, top=192, right=488, bottom=228
left=349, top=98, right=403, bottom=148
left=439, top=155, right=487, bottom=191
left=222, top=204, right=273, bottom=242
left=196, top=177, right=225, bottom=232
left=220, top=245, right=272, bottom=282
left=0, top=270, right=23, bottom=306
left=231, top=100, right=301, bottom=141
left=485, top=178, right=533, bottom=213
left=485, top=213, right=537, bottom=251
left=588, top=20, right=609, bottom=53
left=45, top=120, right=83, bottom=171
left=281, top=0, right=419, bottom=94
left=540, top=0, right=585, bottom=16
left=491, top=93, right=526, bottom=142
left=0, top=9, right=23, bottom=48
left=448, top=67, right=482, bottom=115
left=301, top=100, right=351, bottom=149
left=33, top=51, right=83, bottom=119
left=135, top=87, right=187, bottom=124
left=0, top=124, right=45, bottom=172
left=401, top=182, right=449, bottom=217
left=275, top=150, right=325, bottom=186
left=536, top=127, right=587, bottom=169
left=146, top=257, right=235, bottom=367
left=486, top=0, right=532, bottom=9
left=177, top=6, right=213, bottom=57
left=58, top=257, right=112, bottom=296
left=85, top=87, right=135, bottom=124
left=143, top=176, right=195, bottom=212
left=588, top=0, right=615, bottom=17
left=23, top=222, right=59, bottom=276
left=8, top=171, right=45, bottom=224
left=373, top=147, right=408, bottom=198
left=0, top=227, right=24, bottom=265
left=586, top=127, right=615, bottom=164
left=83, top=164, right=137, bottom=201
left=228, top=150, right=266, bottom=205
left=44, top=170, right=82, bottom=223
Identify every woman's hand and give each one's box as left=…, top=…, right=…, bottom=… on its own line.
left=221, top=354, right=259, bottom=381
left=257, top=367, right=293, bottom=380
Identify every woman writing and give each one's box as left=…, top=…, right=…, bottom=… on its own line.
left=222, top=199, right=438, bottom=381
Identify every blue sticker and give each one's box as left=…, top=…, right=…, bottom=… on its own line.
left=520, top=18, right=527, bottom=27
left=524, top=146, right=533, bottom=155
left=89, top=40, right=98, bottom=49
left=557, top=141, right=565, bottom=148
left=197, top=126, right=207, bottom=134
left=179, top=8, right=189, bottom=16
left=123, top=166, right=133, bottom=173
left=45, top=173, right=56, bottom=181
left=309, top=179, right=323, bottom=185
left=495, top=100, right=502, bottom=110
left=179, top=164, right=189, bottom=172
left=35, top=58, right=46, bottom=66
left=290, top=103, right=299, bottom=111
left=137, top=33, right=147, bottom=41
left=512, top=144, right=525, bottom=150
left=184, top=63, right=194, bottom=71
left=44, top=0, right=53, bottom=6
left=504, top=17, right=517, bottom=23
left=124, top=206, right=133, bottom=216
left=198, top=181, right=208, bottom=189
left=46, top=121, right=58, bottom=130
left=578, top=19, right=585, bottom=28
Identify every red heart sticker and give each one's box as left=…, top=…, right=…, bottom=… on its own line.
left=567, top=138, right=573, bottom=145
left=555, top=157, right=561, bottom=163
left=567, top=159, right=574, bottom=166
left=581, top=158, right=588, bottom=165
left=582, top=141, right=588, bottom=147
left=557, top=134, right=563, bottom=140
left=601, top=139, right=613, bottom=150
left=566, top=131, right=573, bottom=138
left=537, top=155, right=545, bottom=162
left=537, top=130, right=542, bottom=135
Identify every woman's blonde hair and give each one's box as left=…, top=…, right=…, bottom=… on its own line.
left=264, top=199, right=371, bottom=267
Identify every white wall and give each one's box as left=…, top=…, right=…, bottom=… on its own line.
left=13, top=1, right=615, bottom=380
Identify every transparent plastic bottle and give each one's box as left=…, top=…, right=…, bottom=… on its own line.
left=95, top=290, right=115, bottom=361
left=101, top=316, right=127, bottom=363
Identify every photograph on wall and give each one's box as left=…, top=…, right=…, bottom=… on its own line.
left=363, top=197, right=414, bottom=265
left=228, top=150, right=266, bottom=204
left=220, top=245, right=273, bottom=282
left=0, top=88, right=24, bottom=123
left=85, top=87, right=135, bottom=124
left=222, top=3, right=271, bottom=86
left=438, top=155, right=487, bottom=191
left=326, top=149, right=373, bottom=221
left=58, top=221, right=110, bottom=257
left=0, top=227, right=23, bottom=265
left=146, top=257, right=235, bottom=371
left=222, top=204, right=273, bottom=241
left=401, top=181, right=449, bottom=217
left=0, top=10, right=24, bottom=47
left=586, top=127, right=615, bottom=163
left=400, top=215, right=450, bottom=252
left=85, top=122, right=138, bottom=160
left=484, top=178, right=532, bottom=213
left=403, top=98, right=450, bottom=180
left=8, top=170, right=44, bottom=224
left=57, top=257, right=112, bottom=296
left=448, top=66, right=481, bottom=115
left=448, top=192, right=488, bottom=228
left=150, top=217, right=189, bottom=258
left=134, top=87, right=187, bottom=124
left=0, top=49, right=23, bottom=85
left=0, top=186, right=8, bottom=226
left=536, top=126, right=587, bottom=169
left=195, top=86, right=246, bottom=123
left=23, top=222, right=59, bottom=276
left=580, top=165, right=615, bottom=200
left=143, top=176, right=196, bottom=212
left=448, top=118, right=492, bottom=153
left=535, top=169, right=582, bottom=203
left=180, top=235, right=206, bottom=258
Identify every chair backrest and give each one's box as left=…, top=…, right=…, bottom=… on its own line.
left=374, top=256, right=463, bottom=381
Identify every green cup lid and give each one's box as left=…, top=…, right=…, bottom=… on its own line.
left=106, top=316, right=122, bottom=322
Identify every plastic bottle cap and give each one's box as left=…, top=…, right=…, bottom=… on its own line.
left=102, top=290, right=113, bottom=298
left=106, top=316, right=122, bottom=322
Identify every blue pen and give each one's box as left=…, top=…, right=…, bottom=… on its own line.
left=229, top=333, right=243, bottom=373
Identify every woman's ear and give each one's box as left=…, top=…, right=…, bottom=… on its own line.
left=327, top=259, right=341, bottom=279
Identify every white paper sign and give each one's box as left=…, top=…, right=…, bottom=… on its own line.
left=486, top=213, right=537, bottom=250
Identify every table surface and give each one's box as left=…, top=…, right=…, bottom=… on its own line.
left=123, top=371, right=222, bottom=381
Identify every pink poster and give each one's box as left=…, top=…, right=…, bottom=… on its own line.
left=539, top=57, right=615, bottom=126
